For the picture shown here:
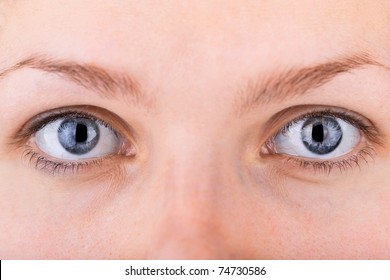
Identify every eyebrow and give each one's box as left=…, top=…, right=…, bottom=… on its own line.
left=0, top=53, right=382, bottom=116
left=235, top=53, right=382, bottom=116
left=0, top=55, right=155, bottom=109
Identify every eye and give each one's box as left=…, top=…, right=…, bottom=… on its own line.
left=15, top=107, right=135, bottom=175
left=261, top=107, right=381, bottom=174
left=34, top=116, right=123, bottom=160
left=271, top=115, right=361, bottom=159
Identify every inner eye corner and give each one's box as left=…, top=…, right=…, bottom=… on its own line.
left=259, top=138, right=275, bottom=156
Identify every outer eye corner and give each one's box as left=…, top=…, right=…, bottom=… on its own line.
left=119, top=136, right=138, bottom=158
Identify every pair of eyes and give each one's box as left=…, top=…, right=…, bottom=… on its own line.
left=30, top=106, right=367, bottom=173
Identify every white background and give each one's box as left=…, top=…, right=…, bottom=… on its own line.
left=2, top=260, right=390, bottom=280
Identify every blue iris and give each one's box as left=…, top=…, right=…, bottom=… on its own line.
left=57, top=118, right=100, bottom=155
left=301, top=117, right=342, bottom=155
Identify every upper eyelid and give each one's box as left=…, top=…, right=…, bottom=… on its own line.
left=27, top=111, right=112, bottom=133
left=282, top=111, right=365, bottom=133
left=11, top=110, right=107, bottom=145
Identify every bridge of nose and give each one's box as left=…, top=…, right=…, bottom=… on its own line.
left=137, top=126, right=236, bottom=259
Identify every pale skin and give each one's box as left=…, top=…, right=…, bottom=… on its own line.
left=1, top=0, right=390, bottom=259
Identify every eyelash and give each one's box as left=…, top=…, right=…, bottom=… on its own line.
left=263, top=109, right=380, bottom=174
left=16, top=110, right=127, bottom=175
left=285, top=146, right=376, bottom=174
left=22, top=146, right=106, bottom=175
left=15, top=108, right=380, bottom=176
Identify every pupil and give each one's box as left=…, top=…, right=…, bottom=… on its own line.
left=301, top=117, right=342, bottom=155
left=75, top=123, right=88, bottom=143
left=312, top=123, right=324, bottom=142
left=57, top=118, right=100, bottom=155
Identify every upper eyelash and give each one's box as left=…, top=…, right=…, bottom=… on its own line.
left=15, top=110, right=113, bottom=142
left=279, top=109, right=381, bottom=144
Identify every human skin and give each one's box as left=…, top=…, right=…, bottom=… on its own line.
left=1, top=0, right=390, bottom=259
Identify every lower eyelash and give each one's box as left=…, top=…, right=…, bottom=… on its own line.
left=22, top=146, right=103, bottom=175
left=284, top=145, right=375, bottom=174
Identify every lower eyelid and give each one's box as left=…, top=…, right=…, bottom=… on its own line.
left=265, top=143, right=376, bottom=175
left=21, top=144, right=132, bottom=176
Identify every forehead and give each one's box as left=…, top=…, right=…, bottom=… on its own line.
left=1, top=0, right=390, bottom=93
